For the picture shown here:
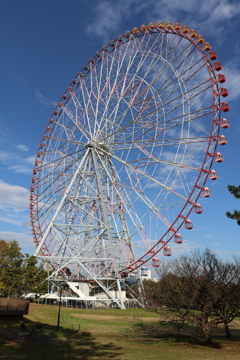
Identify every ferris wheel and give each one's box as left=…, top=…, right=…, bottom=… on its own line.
left=30, top=21, right=229, bottom=308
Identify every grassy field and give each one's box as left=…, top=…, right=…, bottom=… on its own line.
left=1, top=303, right=240, bottom=359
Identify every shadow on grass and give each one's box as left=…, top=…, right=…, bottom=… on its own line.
left=0, top=319, right=123, bottom=360
left=132, top=320, right=240, bottom=349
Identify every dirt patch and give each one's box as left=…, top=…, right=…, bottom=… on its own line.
left=72, top=313, right=160, bottom=322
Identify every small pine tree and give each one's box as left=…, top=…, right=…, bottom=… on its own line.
left=226, top=185, right=240, bottom=225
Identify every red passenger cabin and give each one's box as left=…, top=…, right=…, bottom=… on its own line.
left=202, top=187, right=211, bottom=197
left=184, top=219, right=193, bottom=230
left=152, top=257, right=160, bottom=268
left=174, top=233, right=183, bottom=244
left=163, top=246, right=172, bottom=256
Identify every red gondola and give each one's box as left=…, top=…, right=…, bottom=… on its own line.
left=209, top=51, right=217, bottom=60
left=184, top=219, right=193, bottom=229
left=193, top=204, right=203, bottom=214
left=163, top=246, right=172, bottom=256
left=209, top=170, right=218, bottom=180
left=202, top=187, right=211, bottom=197
left=213, top=62, right=222, bottom=71
left=174, top=234, right=183, bottom=244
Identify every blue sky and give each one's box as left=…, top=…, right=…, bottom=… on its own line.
left=0, top=0, right=240, bottom=260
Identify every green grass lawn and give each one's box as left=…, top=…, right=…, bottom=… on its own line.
left=1, top=304, right=240, bottom=360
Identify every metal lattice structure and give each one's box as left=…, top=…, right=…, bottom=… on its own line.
left=30, top=22, right=229, bottom=308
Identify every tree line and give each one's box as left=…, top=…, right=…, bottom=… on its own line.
left=140, top=184, right=240, bottom=343
left=142, top=249, right=240, bottom=343
left=0, top=239, right=48, bottom=298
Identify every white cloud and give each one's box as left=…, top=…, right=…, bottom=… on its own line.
left=0, top=180, right=29, bottom=210
left=223, top=65, right=240, bottom=101
left=0, top=149, right=35, bottom=174
left=0, top=215, right=22, bottom=226
left=214, top=248, right=240, bottom=256
left=163, top=239, right=199, bottom=257
left=35, top=89, right=51, bottom=106
left=7, top=155, right=35, bottom=174
left=0, top=150, right=14, bottom=163
left=7, top=165, right=32, bottom=174
left=16, top=144, right=28, bottom=152
left=85, top=0, right=240, bottom=42
left=35, top=89, right=57, bottom=108
left=26, top=156, right=36, bottom=164
left=0, top=231, right=34, bottom=253
left=235, top=42, right=240, bottom=55
left=210, top=0, right=240, bottom=20
left=86, top=0, right=148, bottom=42
left=152, top=0, right=240, bottom=37
left=0, top=216, right=23, bottom=226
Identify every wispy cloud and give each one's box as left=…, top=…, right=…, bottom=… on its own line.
left=0, top=231, right=34, bottom=252
left=17, top=74, right=30, bottom=88
left=16, top=144, right=28, bottom=152
left=26, top=156, right=35, bottom=164
left=85, top=0, right=148, bottom=42
left=168, top=239, right=199, bottom=257
left=8, top=155, right=36, bottom=174
left=85, top=0, right=240, bottom=43
left=0, top=149, right=35, bottom=175
left=214, top=248, right=240, bottom=257
left=0, top=180, right=29, bottom=210
left=235, top=42, right=240, bottom=55
left=35, top=89, right=51, bottom=106
left=35, top=89, right=56, bottom=107
left=223, top=64, right=240, bottom=101
left=7, top=165, right=33, bottom=174
left=151, top=0, right=240, bottom=39
left=0, top=216, right=23, bottom=226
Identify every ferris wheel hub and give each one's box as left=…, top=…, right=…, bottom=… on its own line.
left=85, top=141, right=110, bottom=154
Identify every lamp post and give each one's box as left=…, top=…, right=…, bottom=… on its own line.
left=56, top=284, right=63, bottom=331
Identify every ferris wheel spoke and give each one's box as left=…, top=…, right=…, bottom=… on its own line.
left=129, top=41, right=198, bottom=108
left=31, top=24, right=227, bottom=296
left=140, top=55, right=209, bottom=111
left=131, top=79, right=212, bottom=127
left=99, top=85, right=212, bottom=148
left=45, top=136, right=86, bottom=147
left=95, top=151, right=152, bottom=251
left=107, top=150, right=188, bottom=202
left=97, top=34, right=175, bottom=136
left=57, top=103, right=92, bottom=141
left=93, top=39, right=141, bottom=135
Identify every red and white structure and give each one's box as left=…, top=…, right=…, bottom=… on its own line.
left=30, top=22, right=229, bottom=308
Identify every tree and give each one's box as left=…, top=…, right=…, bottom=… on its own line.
left=0, top=240, right=11, bottom=292
left=18, top=254, right=48, bottom=297
left=143, top=249, right=240, bottom=342
left=211, top=256, right=240, bottom=338
left=0, top=239, right=48, bottom=298
left=226, top=185, right=240, bottom=225
left=0, top=240, right=23, bottom=297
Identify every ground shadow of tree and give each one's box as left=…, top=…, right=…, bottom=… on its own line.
left=0, top=320, right=123, bottom=360
left=132, top=320, right=240, bottom=349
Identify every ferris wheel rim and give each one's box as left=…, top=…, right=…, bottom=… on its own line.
left=30, top=22, right=228, bottom=276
